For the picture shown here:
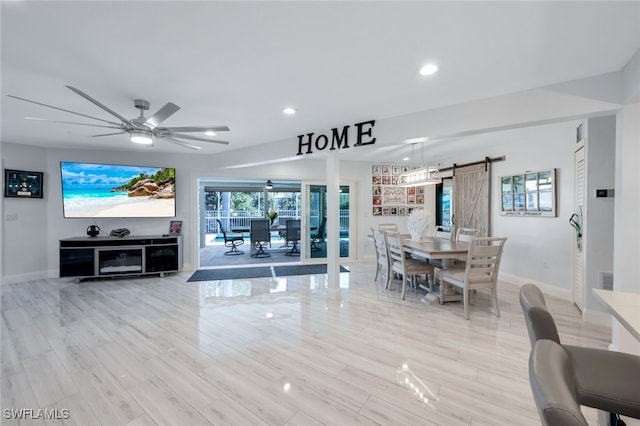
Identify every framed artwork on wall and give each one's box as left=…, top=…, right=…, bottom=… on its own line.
left=370, top=164, right=424, bottom=215
left=4, top=169, right=44, bottom=199
left=500, top=169, right=556, bottom=217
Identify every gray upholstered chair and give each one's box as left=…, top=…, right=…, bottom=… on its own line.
left=520, top=283, right=640, bottom=421
left=529, top=339, right=589, bottom=426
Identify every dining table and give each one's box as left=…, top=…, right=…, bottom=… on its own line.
left=402, top=237, right=470, bottom=303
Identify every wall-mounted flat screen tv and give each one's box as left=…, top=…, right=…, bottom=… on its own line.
left=60, top=162, right=176, bottom=218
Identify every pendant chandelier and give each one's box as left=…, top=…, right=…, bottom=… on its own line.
left=397, top=141, right=442, bottom=187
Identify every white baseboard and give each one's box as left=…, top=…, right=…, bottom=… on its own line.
left=1, top=270, right=49, bottom=285
left=499, top=272, right=571, bottom=301
left=500, top=272, right=613, bottom=327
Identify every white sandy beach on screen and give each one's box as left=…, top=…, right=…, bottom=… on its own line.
left=70, top=199, right=174, bottom=218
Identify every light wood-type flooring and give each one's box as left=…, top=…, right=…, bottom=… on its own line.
left=1, top=261, right=635, bottom=425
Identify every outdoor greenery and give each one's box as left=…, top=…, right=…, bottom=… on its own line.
left=206, top=191, right=301, bottom=214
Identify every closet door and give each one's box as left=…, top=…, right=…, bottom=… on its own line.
left=453, top=163, right=491, bottom=236
left=572, top=142, right=586, bottom=311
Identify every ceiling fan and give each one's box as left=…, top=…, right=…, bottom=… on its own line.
left=7, top=86, right=230, bottom=150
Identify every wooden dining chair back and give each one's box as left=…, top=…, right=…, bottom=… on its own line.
left=216, top=218, right=245, bottom=255
left=378, top=223, right=398, bottom=232
left=250, top=218, right=271, bottom=258
left=284, top=219, right=301, bottom=256
left=453, top=227, right=480, bottom=267
left=441, top=236, right=507, bottom=319
left=434, top=226, right=453, bottom=240
left=371, top=228, right=390, bottom=287
left=385, top=231, right=434, bottom=299
left=455, top=227, right=480, bottom=242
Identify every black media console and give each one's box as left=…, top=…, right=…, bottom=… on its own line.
left=59, top=235, right=182, bottom=280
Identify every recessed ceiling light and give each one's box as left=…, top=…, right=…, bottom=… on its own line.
left=204, top=130, right=216, bottom=136
left=403, top=157, right=410, bottom=161
left=419, top=64, right=438, bottom=76
left=283, top=107, right=296, bottom=115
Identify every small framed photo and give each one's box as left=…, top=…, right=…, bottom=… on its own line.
left=391, top=176, right=399, bottom=185
left=372, top=185, right=381, bottom=195
left=390, top=206, right=398, bottom=216
left=373, top=206, right=382, bottom=216
left=372, top=165, right=382, bottom=174
left=382, top=165, right=392, bottom=175
left=372, top=175, right=382, bottom=185
left=398, top=206, right=406, bottom=216
left=381, top=175, right=391, bottom=185
left=392, top=166, right=402, bottom=175
left=169, top=220, right=182, bottom=234
left=382, top=207, right=390, bottom=215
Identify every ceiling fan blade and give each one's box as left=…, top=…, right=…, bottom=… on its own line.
left=169, top=133, right=230, bottom=145
left=162, top=136, right=203, bottom=150
left=65, top=86, right=135, bottom=127
left=144, top=102, right=180, bottom=129
left=92, top=132, right=126, bottom=137
left=161, top=125, right=230, bottom=132
left=6, top=94, right=121, bottom=125
left=25, top=117, right=122, bottom=130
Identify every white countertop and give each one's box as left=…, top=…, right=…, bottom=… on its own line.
left=593, top=289, right=640, bottom=343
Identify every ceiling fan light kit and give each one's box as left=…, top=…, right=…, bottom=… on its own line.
left=7, top=86, right=230, bottom=150
left=130, top=129, right=153, bottom=145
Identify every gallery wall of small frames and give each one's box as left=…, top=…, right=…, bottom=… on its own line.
left=371, top=165, right=424, bottom=216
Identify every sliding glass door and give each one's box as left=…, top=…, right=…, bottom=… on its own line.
left=301, top=181, right=355, bottom=262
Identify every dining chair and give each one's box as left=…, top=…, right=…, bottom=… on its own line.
left=250, top=218, right=271, bottom=258
left=385, top=231, right=434, bottom=299
left=311, top=217, right=327, bottom=251
left=455, top=227, right=480, bottom=242
left=519, top=284, right=640, bottom=421
left=371, top=228, right=390, bottom=287
left=434, top=226, right=453, bottom=240
left=216, top=219, right=245, bottom=255
left=440, top=236, right=507, bottom=319
left=378, top=223, right=398, bottom=232
left=453, top=227, right=480, bottom=267
left=529, top=339, right=589, bottom=426
left=284, top=219, right=301, bottom=256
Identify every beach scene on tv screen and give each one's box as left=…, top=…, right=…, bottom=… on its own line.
left=60, top=162, right=175, bottom=218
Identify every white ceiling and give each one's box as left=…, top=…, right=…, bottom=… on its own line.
left=2, top=1, right=639, bottom=161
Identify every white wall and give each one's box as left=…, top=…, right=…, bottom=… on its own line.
left=1, top=143, right=49, bottom=282
left=583, top=116, right=616, bottom=313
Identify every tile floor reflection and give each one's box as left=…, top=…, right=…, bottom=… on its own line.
left=1, top=262, right=617, bottom=425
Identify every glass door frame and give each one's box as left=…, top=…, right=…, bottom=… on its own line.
left=301, top=179, right=357, bottom=264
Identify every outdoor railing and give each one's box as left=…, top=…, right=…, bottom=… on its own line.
left=205, top=210, right=349, bottom=233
